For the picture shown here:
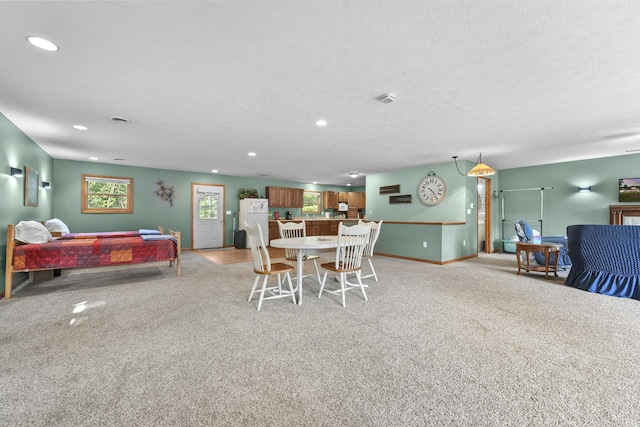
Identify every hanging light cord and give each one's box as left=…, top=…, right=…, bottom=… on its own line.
left=452, top=156, right=466, bottom=176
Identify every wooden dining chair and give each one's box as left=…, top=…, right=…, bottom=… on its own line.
left=277, top=220, right=322, bottom=284
left=245, top=222, right=296, bottom=311
left=318, top=222, right=371, bottom=307
left=358, top=219, right=383, bottom=282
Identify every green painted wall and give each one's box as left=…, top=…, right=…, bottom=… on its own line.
left=367, top=153, right=640, bottom=262
left=4, top=108, right=640, bottom=294
left=1, top=113, right=54, bottom=294
left=366, top=160, right=482, bottom=263
left=498, top=153, right=640, bottom=237
left=52, top=159, right=359, bottom=248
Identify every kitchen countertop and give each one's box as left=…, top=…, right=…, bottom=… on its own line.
left=269, top=217, right=359, bottom=222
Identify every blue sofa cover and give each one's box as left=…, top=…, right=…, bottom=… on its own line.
left=565, top=225, right=640, bottom=300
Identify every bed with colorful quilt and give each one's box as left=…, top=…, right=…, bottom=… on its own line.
left=4, top=220, right=181, bottom=299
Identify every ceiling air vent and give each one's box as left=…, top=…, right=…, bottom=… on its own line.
left=111, top=116, right=131, bottom=123
left=377, top=93, right=396, bottom=104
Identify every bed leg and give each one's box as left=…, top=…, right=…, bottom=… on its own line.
left=5, top=224, right=15, bottom=299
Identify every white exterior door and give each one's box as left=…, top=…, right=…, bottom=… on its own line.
left=192, top=184, right=224, bottom=249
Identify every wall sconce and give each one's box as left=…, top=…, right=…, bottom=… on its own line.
left=10, top=167, right=23, bottom=177
left=578, top=186, right=592, bottom=193
left=453, top=154, right=496, bottom=177
left=42, top=181, right=50, bottom=188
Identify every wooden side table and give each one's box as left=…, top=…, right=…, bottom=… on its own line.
left=515, top=242, right=563, bottom=280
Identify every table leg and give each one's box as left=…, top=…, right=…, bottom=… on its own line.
left=296, top=249, right=305, bottom=305
left=544, top=249, right=550, bottom=280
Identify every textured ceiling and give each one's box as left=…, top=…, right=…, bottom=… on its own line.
left=1, top=1, right=639, bottom=186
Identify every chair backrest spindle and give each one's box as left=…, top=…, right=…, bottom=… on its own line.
left=277, top=220, right=306, bottom=260
left=334, top=223, right=371, bottom=271
left=245, top=222, right=270, bottom=273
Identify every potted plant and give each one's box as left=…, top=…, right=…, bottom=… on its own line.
left=238, top=188, right=259, bottom=199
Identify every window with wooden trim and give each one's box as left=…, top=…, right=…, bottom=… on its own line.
left=82, top=174, right=133, bottom=213
left=302, top=191, right=322, bottom=214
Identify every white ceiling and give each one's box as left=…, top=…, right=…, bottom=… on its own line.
left=1, top=1, right=639, bottom=187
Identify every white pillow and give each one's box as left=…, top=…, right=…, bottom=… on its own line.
left=45, top=218, right=70, bottom=235
left=15, top=220, right=54, bottom=244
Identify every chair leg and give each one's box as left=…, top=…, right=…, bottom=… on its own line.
left=284, top=272, right=296, bottom=304
left=355, top=271, right=368, bottom=301
left=339, top=272, right=346, bottom=307
left=257, top=276, right=269, bottom=311
left=248, top=276, right=261, bottom=302
left=312, top=259, right=322, bottom=284
left=368, top=259, right=378, bottom=282
left=318, top=271, right=329, bottom=298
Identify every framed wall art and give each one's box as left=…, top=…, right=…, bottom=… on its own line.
left=380, top=184, right=400, bottom=194
left=25, top=166, right=39, bottom=207
left=389, top=194, right=412, bottom=204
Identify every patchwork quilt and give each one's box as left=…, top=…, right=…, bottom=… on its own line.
left=12, top=236, right=177, bottom=271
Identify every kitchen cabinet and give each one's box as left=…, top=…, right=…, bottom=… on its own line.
left=286, top=188, right=303, bottom=208
left=306, top=220, right=331, bottom=236
left=266, top=187, right=284, bottom=207
left=269, top=219, right=350, bottom=241
left=347, top=192, right=357, bottom=206
left=268, top=221, right=280, bottom=242
left=323, top=191, right=338, bottom=209
left=266, top=186, right=303, bottom=208
left=332, top=192, right=365, bottom=209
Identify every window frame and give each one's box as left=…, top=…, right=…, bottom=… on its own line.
left=302, top=191, right=322, bottom=215
left=81, top=174, right=133, bottom=214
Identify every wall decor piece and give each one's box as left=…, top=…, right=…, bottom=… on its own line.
left=619, top=177, right=640, bottom=202
left=380, top=184, right=400, bottom=194
left=417, top=174, right=446, bottom=205
left=25, top=166, right=39, bottom=207
left=389, top=194, right=412, bottom=204
left=153, top=179, right=175, bottom=206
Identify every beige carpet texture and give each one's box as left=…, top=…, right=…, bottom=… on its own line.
left=2, top=251, right=639, bottom=426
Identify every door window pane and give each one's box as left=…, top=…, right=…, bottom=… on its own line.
left=199, top=194, right=218, bottom=220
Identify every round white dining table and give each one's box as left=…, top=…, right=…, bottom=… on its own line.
left=269, top=235, right=338, bottom=305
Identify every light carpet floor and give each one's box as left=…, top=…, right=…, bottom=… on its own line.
left=1, top=252, right=639, bottom=426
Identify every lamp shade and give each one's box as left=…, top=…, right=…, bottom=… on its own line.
left=467, top=163, right=496, bottom=177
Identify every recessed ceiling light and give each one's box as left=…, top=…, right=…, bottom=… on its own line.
left=313, top=181, right=318, bottom=184
left=349, top=172, right=359, bottom=178
left=26, top=36, right=59, bottom=52
left=211, top=169, right=219, bottom=173
left=89, top=157, right=98, bottom=161
left=315, top=120, right=327, bottom=127
left=248, top=152, right=257, bottom=157
left=346, top=183, right=352, bottom=186
left=73, top=125, right=88, bottom=130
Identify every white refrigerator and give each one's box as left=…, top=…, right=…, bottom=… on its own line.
left=239, top=198, right=269, bottom=245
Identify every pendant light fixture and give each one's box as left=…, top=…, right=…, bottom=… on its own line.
left=453, top=153, right=496, bottom=177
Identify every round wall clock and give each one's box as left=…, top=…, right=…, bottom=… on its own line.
left=418, top=174, right=447, bottom=205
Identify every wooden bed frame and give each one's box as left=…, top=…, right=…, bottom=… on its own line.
left=4, top=224, right=181, bottom=299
